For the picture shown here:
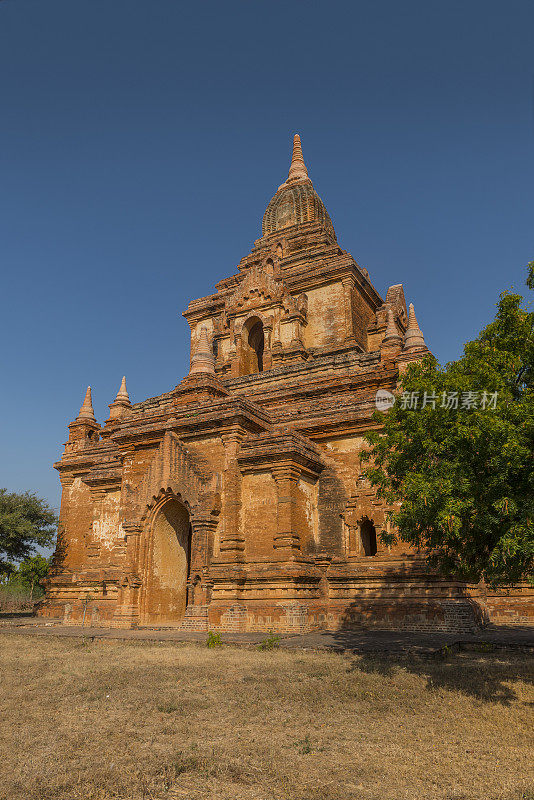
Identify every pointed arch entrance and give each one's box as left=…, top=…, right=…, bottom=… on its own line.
left=242, top=316, right=265, bottom=374
left=142, top=497, right=191, bottom=625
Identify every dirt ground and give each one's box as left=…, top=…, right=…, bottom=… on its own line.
left=0, top=632, right=532, bottom=800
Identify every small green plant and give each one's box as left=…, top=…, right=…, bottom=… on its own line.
left=206, top=631, right=222, bottom=648
left=440, top=644, right=452, bottom=659
left=474, top=641, right=495, bottom=653
left=296, top=735, right=312, bottom=754
left=258, top=631, right=281, bottom=650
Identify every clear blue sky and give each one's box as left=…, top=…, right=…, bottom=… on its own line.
left=1, top=0, right=533, bottom=515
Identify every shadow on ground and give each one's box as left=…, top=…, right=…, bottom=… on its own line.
left=0, top=610, right=35, bottom=620
left=343, top=635, right=534, bottom=705
left=1, top=610, right=533, bottom=706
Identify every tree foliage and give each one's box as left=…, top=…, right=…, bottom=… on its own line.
left=5, top=554, right=51, bottom=598
left=364, top=263, right=534, bottom=587
left=0, top=489, right=57, bottom=577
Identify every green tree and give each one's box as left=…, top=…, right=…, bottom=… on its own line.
left=0, top=490, right=57, bottom=578
left=364, top=263, right=534, bottom=587
left=7, top=554, right=51, bottom=600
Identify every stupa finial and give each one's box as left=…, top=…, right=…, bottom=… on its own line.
left=114, top=376, right=130, bottom=404
left=383, top=308, right=402, bottom=344
left=189, top=326, right=215, bottom=375
left=403, top=303, right=426, bottom=350
left=107, top=376, right=131, bottom=420
left=287, top=133, right=309, bottom=182
left=77, top=386, right=96, bottom=421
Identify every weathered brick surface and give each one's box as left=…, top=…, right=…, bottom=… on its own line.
left=39, top=135, right=531, bottom=632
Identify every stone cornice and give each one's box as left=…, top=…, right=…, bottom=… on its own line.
left=53, top=443, right=120, bottom=474
left=54, top=455, right=95, bottom=474
left=222, top=347, right=382, bottom=390
left=283, top=259, right=382, bottom=307
left=209, top=561, right=323, bottom=584
left=110, top=396, right=272, bottom=448
left=54, top=446, right=123, bottom=495
left=183, top=293, right=226, bottom=323
left=222, top=360, right=398, bottom=414
left=84, top=468, right=123, bottom=491
left=237, top=429, right=324, bottom=477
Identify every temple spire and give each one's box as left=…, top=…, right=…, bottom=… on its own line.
left=114, top=376, right=130, bottom=404
left=107, top=376, right=131, bottom=420
left=383, top=308, right=402, bottom=345
left=189, top=326, right=215, bottom=375
left=77, top=386, right=96, bottom=421
left=403, top=303, right=426, bottom=350
left=287, top=134, right=309, bottom=182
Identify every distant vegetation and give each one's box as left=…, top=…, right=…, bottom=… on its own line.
left=0, top=554, right=51, bottom=611
left=0, top=489, right=56, bottom=612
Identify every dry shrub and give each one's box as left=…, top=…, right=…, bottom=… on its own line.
left=0, top=586, right=35, bottom=613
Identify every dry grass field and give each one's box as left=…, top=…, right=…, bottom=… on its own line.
left=0, top=633, right=532, bottom=800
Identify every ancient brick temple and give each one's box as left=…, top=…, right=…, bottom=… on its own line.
left=40, top=135, right=531, bottom=631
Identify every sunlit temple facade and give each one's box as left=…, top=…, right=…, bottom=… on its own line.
left=39, top=136, right=531, bottom=631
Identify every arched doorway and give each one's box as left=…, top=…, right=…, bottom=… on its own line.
left=242, top=317, right=264, bottom=374
left=360, top=517, right=377, bottom=556
left=144, top=499, right=191, bottom=625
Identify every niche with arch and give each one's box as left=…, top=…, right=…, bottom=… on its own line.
left=360, top=517, right=378, bottom=556
left=144, top=499, right=191, bottom=624
left=241, top=316, right=265, bottom=375
left=189, top=573, right=202, bottom=606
